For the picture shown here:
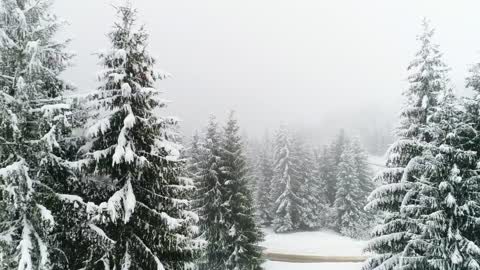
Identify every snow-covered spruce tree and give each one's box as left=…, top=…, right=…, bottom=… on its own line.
left=219, top=112, right=264, bottom=270
left=243, top=135, right=261, bottom=193
left=79, top=4, right=199, bottom=269
left=196, top=115, right=228, bottom=270
left=464, top=56, right=480, bottom=154
left=187, top=131, right=203, bottom=181
left=457, top=56, right=480, bottom=265
left=350, top=137, right=375, bottom=237
left=395, top=86, right=480, bottom=269
left=48, top=95, right=122, bottom=270
left=313, top=152, right=329, bottom=228
left=334, top=143, right=365, bottom=238
left=293, top=136, right=324, bottom=230
left=325, top=129, right=349, bottom=205
left=315, top=145, right=337, bottom=228
left=0, top=0, right=85, bottom=269
left=271, top=125, right=303, bottom=233
left=256, top=134, right=275, bottom=226
left=364, top=19, right=450, bottom=270
left=311, top=147, right=332, bottom=225
left=351, top=137, right=374, bottom=199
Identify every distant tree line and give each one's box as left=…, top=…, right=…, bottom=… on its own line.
left=252, top=127, right=375, bottom=238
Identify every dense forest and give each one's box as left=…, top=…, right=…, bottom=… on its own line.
left=2, top=1, right=480, bottom=270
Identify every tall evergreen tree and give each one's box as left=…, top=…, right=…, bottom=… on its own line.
left=243, top=134, right=261, bottom=193
left=350, top=137, right=375, bottom=238
left=314, top=146, right=334, bottom=228
left=187, top=131, right=202, bottom=181
left=79, top=4, right=199, bottom=269
left=465, top=52, right=480, bottom=155
left=334, top=144, right=364, bottom=238
left=256, top=134, right=275, bottom=226
left=351, top=137, right=375, bottom=210
left=271, top=125, right=303, bottom=233
left=220, top=112, right=264, bottom=270
left=0, top=0, right=80, bottom=269
left=364, top=19, right=450, bottom=270
left=395, top=87, right=480, bottom=269
left=332, top=129, right=349, bottom=165
left=294, top=137, right=324, bottom=230
left=325, top=129, right=349, bottom=205
left=196, top=116, right=228, bottom=270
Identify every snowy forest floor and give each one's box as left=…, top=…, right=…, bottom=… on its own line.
left=261, top=228, right=367, bottom=270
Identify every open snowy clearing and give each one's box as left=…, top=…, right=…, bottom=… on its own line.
left=262, top=228, right=367, bottom=256
left=264, top=261, right=362, bottom=270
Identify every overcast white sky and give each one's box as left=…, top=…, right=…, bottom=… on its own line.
left=53, top=0, right=480, bottom=139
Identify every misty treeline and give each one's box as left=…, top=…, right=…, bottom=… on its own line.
left=242, top=128, right=375, bottom=237
left=186, top=112, right=376, bottom=257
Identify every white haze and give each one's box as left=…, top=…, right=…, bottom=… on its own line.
left=54, top=0, right=480, bottom=142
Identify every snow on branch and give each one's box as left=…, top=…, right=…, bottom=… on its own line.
left=160, top=212, right=182, bottom=231
left=17, top=218, right=34, bottom=270
left=0, top=160, right=33, bottom=200
left=132, top=234, right=165, bottom=270
left=36, top=204, right=55, bottom=228
left=88, top=224, right=115, bottom=244
left=0, top=28, right=15, bottom=47
left=153, top=139, right=181, bottom=161
left=103, top=179, right=136, bottom=224
left=87, top=117, right=111, bottom=138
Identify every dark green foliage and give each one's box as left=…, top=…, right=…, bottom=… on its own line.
left=195, top=116, right=227, bottom=270
left=78, top=4, right=199, bottom=269
left=220, top=112, right=264, bottom=270
left=0, top=0, right=79, bottom=269
left=195, top=114, right=264, bottom=270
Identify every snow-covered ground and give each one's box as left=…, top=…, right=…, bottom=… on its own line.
left=262, top=229, right=367, bottom=270
left=264, top=261, right=362, bottom=270
left=262, top=228, right=367, bottom=256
